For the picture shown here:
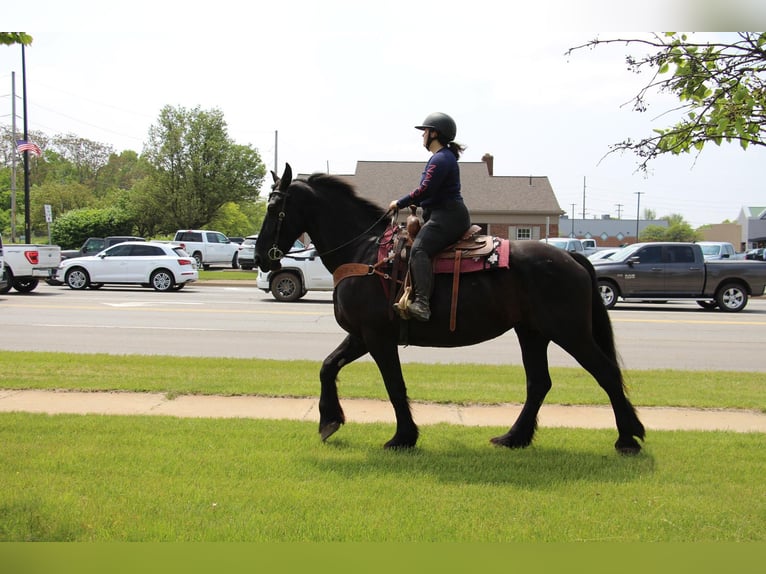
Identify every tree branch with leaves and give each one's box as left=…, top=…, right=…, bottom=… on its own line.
left=568, top=32, right=766, bottom=171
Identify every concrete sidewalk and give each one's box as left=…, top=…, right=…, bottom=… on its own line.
left=0, top=389, right=764, bottom=433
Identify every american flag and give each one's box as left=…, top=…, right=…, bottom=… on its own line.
left=16, top=139, right=43, bottom=157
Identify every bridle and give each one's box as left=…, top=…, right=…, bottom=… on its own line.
left=266, top=188, right=290, bottom=263
left=264, top=183, right=396, bottom=264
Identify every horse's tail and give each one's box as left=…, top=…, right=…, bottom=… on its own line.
left=569, top=252, right=620, bottom=366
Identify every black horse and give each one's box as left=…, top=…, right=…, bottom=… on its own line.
left=254, top=164, right=645, bottom=454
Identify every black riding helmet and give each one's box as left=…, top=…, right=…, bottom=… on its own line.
left=415, top=112, right=457, bottom=143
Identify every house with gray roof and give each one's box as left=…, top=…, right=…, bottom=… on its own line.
left=321, top=155, right=565, bottom=241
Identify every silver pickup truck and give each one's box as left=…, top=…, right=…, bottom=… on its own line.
left=591, top=242, right=766, bottom=312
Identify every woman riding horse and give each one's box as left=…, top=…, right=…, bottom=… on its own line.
left=388, top=112, right=470, bottom=322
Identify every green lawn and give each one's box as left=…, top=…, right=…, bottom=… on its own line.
left=1, top=351, right=763, bottom=543
left=0, top=413, right=763, bottom=542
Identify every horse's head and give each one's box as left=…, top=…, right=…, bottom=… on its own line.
left=254, top=163, right=304, bottom=272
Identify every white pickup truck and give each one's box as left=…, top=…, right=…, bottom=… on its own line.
left=170, top=230, right=240, bottom=270
left=0, top=234, right=61, bottom=293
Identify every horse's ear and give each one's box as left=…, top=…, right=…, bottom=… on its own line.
left=270, top=170, right=278, bottom=183
left=279, top=163, right=292, bottom=192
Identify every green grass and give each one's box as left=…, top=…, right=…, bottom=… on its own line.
left=198, top=269, right=257, bottom=281
left=0, top=413, right=763, bottom=542
left=1, top=351, right=763, bottom=411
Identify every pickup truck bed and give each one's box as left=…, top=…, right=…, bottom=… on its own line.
left=0, top=243, right=62, bottom=293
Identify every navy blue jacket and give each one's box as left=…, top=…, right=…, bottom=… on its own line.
left=395, top=147, right=463, bottom=209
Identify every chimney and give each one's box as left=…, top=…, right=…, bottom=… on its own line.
left=481, top=153, right=494, bottom=176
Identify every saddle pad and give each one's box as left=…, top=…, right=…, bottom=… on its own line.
left=433, top=237, right=510, bottom=274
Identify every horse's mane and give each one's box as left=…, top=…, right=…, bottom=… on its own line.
left=304, top=173, right=387, bottom=221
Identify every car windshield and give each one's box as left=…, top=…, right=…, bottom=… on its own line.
left=700, top=245, right=720, bottom=256
left=605, top=243, right=645, bottom=262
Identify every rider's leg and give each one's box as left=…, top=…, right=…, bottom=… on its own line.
left=407, top=248, right=433, bottom=321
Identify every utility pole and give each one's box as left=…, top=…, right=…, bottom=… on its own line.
left=10, top=71, right=18, bottom=242
left=634, top=192, right=644, bottom=243
left=615, top=203, right=623, bottom=220
left=582, top=176, right=586, bottom=219
left=274, top=130, right=278, bottom=173
left=21, top=43, right=31, bottom=243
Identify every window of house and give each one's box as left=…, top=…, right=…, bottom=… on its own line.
left=516, top=228, right=532, bottom=240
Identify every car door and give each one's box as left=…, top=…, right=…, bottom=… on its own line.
left=664, top=245, right=704, bottom=294
left=126, top=244, right=165, bottom=281
left=625, top=245, right=665, bottom=295
left=92, top=244, right=134, bottom=282
left=205, top=232, right=230, bottom=265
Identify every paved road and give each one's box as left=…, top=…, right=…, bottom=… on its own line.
left=1, top=282, right=765, bottom=371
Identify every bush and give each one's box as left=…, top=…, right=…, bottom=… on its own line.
left=51, top=207, right=135, bottom=249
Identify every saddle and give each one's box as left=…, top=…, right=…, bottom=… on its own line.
left=332, top=211, right=509, bottom=332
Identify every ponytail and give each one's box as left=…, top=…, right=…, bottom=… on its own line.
left=446, top=141, right=466, bottom=160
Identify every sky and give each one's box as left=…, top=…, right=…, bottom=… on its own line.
left=3, top=1, right=766, bottom=229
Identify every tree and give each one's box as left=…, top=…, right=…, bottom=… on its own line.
left=143, top=105, right=266, bottom=232
left=0, top=33, right=33, bottom=46
left=568, top=32, right=766, bottom=171
left=639, top=213, right=700, bottom=242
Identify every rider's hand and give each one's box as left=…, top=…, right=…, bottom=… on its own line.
left=388, top=201, right=399, bottom=213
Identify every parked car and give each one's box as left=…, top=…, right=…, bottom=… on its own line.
left=695, top=241, right=740, bottom=260
left=592, top=242, right=766, bottom=312
left=60, top=236, right=146, bottom=261
left=540, top=237, right=585, bottom=253
left=256, top=245, right=333, bottom=301
left=169, top=229, right=240, bottom=270
left=745, top=247, right=765, bottom=261
left=237, top=235, right=259, bottom=270
left=52, top=241, right=198, bottom=292
left=0, top=234, right=61, bottom=294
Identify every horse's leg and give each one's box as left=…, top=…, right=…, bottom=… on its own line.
left=318, top=334, right=368, bottom=441
left=366, top=340, right=419, bottom=449
left=491, top=326, right=551, bottom=449
left=555, top=335, right=645, bottom=455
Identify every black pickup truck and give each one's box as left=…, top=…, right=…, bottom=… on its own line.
left=591, top=242, right=766, bottom=312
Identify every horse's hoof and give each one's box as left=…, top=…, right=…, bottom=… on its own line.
left=615, top=437, right=642, bottom=455
left=383, top=441, right=416, bottom=450
left=490, top=434, right=530, bottom=449
left=383, top=434, right=418, bottom=449
left=319, top=421, right=342, bottom=441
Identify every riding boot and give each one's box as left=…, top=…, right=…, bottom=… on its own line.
left=408, top=250, right=433, bottom=321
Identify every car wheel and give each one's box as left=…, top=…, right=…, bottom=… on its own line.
left=715, top=282, right=747, bottom=312
left=65, top=267, right=90, bottom=290
left=0, top=268, right=13, bottom=294
left=151, top=269, right=175, bottom=292
left=697, top=300, right=718, bottom=310
left=193, top=252, right=204, bottom=269
left=271, top=271, right=302, bottom=302
left=231, top=253, right=239, bottom=269
left=597, top=280, right=618, bottom=310
left=12, top=278, right=39, bottom=293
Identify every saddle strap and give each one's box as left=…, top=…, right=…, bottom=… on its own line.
left=450, top=250, right=462, bottom=332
